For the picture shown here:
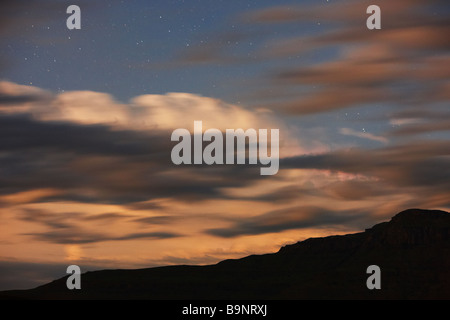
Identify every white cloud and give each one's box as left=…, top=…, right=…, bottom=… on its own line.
left=43, top=90, right=130, bottom=126
left=131, top=92, right=273, bottom=131
left=0, top=81, right=306, bottom=157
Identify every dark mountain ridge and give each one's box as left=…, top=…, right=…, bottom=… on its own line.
left=2, top=208, right=450, bottom=299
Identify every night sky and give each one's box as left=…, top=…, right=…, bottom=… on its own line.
left=0, top=0, right=449, bottom=290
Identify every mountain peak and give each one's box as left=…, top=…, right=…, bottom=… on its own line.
left=363, top=208, right=450, bottom=247
left=279, top=208, right=450, bottom=253
left=390, top=208, right=449, bottom=222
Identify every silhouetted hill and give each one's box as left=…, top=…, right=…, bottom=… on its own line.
left=2, top=208, right=450, bottom=299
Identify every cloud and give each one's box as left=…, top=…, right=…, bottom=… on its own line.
left=321, top=179, right=391, bottom=201
left=387, top=107, right=450, bottom=136
left=25, top=230, right=181, bottom=245
left=130, top=92, right=280, bottom=131
left=18, top=208, right=182, bottom=244
left=141, top=0, right=449, bottom=122
left=389, top=119, right=450, bottom=136
left=0, top=81, right=300, bottom=205
left=241, top=0, right=450, bottom=117
left=0, top=114, right=172, bottom=203
left=339, top=128, right=388, bottom=143
left=270, top=49, right=449, bottom=115
left=2, top=81, right=446, bottom=247
left=43, top=90, right=130, bottom=126
left=276, top=59, right=403, bottom=86
left=19, top=208, right=128, bottom=226
left=266, top=86, right=389, bottom=115
left=114, top=231, right=179, bottom=241
left=281, top=140, right=450, bottom=207
left=0, top=80, right=287, bottom=134
left=205, top=206, right=365, bottom=238
left=82, top=212, right=129, bottom=222
left=0, top=81, right=53, bottom=112
left=205, top=136, right=450, bottom=238
left=246, top=0, right=442, bottom=27
left=133, top=215, right=179, bottom=225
